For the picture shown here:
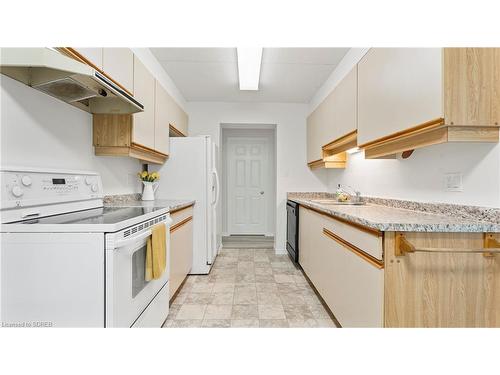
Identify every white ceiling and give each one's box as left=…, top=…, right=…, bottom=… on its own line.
left=150, top=48, right=349, bottom=103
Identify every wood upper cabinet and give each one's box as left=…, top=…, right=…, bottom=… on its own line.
left=154, top=81, right=170, bottom=155
left=357, top=48, right=443, bottom=146
left=72, top=48, right=103, bottom=70
left=444, top=48, right=500, bottom=126
left=358, top=48, right=499, bottom=158
left=102, top=48, right=134, bottom=94
left=132, top=55, right=155, bottom=149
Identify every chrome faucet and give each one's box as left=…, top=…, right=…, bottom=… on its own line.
left=341, top=185, right=363, bottom=204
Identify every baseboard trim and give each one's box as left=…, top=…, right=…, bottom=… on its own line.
left=274, top=247, right=287, bottom=255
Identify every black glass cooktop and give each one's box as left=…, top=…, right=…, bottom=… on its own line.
left=20, top=206, right=165, bottom=225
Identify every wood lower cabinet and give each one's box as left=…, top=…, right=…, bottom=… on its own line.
left=298, top=205, right=500, bottom=327
left=169, top=205, right=194, bottom=299
left=384, top=232, right=500, bottom=327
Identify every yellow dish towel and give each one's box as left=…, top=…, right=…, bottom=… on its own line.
left=145, top=223, right=167, bottom=281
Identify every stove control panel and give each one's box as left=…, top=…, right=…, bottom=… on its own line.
left=1, top=167, right=104, bottom=210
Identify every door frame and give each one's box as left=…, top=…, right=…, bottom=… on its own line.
left=221, top=125, right=276, bottom=237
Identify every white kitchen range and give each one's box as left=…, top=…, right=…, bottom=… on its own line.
left=0, top=167, right=172, bottom=327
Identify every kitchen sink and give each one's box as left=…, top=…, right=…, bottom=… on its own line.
left=309, top=199, right=366, bottom=206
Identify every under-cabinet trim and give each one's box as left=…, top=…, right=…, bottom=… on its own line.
left=323, top=228, right=384, bottom=269
left=170, top=216, right=193, bottom=233
left=169, top=124, right=187, bottom=137
left=94, top=143, right=168, bottom=165
left=307, top=154, right=347, bottom=169
left=300, top=205, right=383, bottom=237
left=322, top=130, right=358, bottom=157
left=131, top=142, right=168, bottom=157
left=358, top=118, right=446, bottom=149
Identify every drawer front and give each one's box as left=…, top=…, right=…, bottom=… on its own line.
left=132, top=282, right=169, bottom=328
left=170, top=205, right=194, bottom=226
left=321, top=213, right=383, bottom=260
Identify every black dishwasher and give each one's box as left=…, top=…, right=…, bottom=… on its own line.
left=286, top=200, right=299, bottom=263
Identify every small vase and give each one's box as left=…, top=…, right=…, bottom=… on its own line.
left=141, top=181, right=159, bottom=201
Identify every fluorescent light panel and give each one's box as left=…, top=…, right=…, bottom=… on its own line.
left=237, top=48, right=263, bottom=90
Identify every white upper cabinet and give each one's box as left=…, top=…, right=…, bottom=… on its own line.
left=132, top=55, right=155, bottom=149
left=154, top=81, right=170, bottom=155
left=73, top=48, right=103, bottom=70
left=306, top=109, right=324, bottom=163
left=357, top=48, right=443, bottom=146
left=306, top=66, right=357, bottom=164
left=102, top=48, right=134, bottom=94
left=173, top=103, right=189, bottom=136
left=328, top=66, right=357, bottom=141
left=168, top=99, right=189, bottom=136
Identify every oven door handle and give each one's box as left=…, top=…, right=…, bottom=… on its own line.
left=114, top=230, right=152, bottom=249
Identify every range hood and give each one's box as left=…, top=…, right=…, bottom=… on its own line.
left=0, top=48, right=143, bottom=114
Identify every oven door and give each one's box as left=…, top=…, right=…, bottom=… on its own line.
left=105, top=215, right=171, bottom=327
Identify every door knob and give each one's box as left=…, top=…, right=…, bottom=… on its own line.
left=259, top=191, right=264, bottom=195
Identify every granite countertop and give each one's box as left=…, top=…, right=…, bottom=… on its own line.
left=290, top=197, right=500, bottom=233
left=105, top=199, right=195, bottom=213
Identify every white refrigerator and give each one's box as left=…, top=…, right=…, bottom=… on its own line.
left=154, top=136, right=221, bottom=274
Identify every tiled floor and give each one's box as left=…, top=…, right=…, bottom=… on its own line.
left=163, top=247, right=337, bottom=328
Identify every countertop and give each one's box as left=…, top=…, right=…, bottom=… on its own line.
left=105, top=199, right=195, bottom=213
left=290, top=198, right=500, bottom=233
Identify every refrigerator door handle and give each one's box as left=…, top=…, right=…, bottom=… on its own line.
left=212, top=169, right=220, bottom=206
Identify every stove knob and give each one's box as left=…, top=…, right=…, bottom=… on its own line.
left=85, top=177, right=93, bottom=185
left=21, top=175, right=32, bottom=186
left=12, top=185, right=23, bottom=197
left=91, top=184, right=98, bottom=192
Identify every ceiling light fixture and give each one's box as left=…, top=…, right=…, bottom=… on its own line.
left=237, top=47, right=263, bottom=90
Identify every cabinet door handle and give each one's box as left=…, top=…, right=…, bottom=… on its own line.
left=170, top=216, right=193, bottom=233
left=323, top=228, right=384, bottom=269
left=395, top=233, right=500, bottom=257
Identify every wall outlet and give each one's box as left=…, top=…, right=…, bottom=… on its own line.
left=444, top=172, right=463, bottom=192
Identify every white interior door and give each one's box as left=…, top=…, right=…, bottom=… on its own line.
left=227, top=137, right=269, bottom=234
